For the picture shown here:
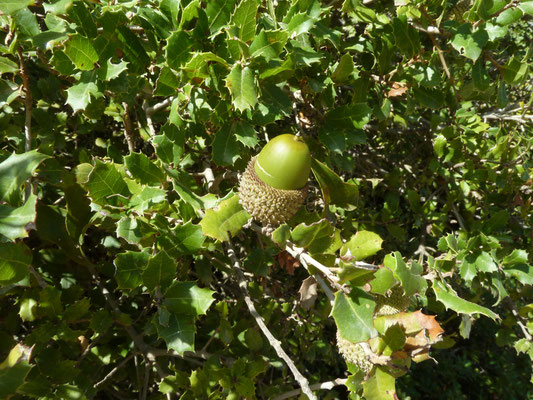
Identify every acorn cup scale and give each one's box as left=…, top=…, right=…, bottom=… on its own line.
left=239, top=134, right=311, bottom=226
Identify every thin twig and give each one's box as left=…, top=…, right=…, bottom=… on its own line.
left=145, top=97, right=173, bottom=116
left=226, top=241, right=317, bottom=400
left=272, top=378, right=348, bottom=400
left=17, top=47, right=33, bottom=200
left=122, top=102, right=135, bottom=153
left=428, top=34, right=458, bottom=99
left=28, top=265, right=47, bottom=288
left=94, top=353, right=136, bottom=389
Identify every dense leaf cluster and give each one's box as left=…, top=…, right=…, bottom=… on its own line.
left=0, top=0, right=532, bottom=398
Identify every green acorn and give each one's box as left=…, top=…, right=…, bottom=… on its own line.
left=239, top=134, right=311, bottom=225
left=374, top=285, right=411, bottom=316
left=336, top=332, right=373, bottom=373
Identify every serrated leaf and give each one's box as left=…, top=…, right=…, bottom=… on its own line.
left=116, top=26, right=151, bottom=73
left=124, top=152, right=165, bottom=186
left=503, top=263, right=533, bottom=285
left=157, top=222, right=205, bottom=258
left=65, top=80, right=102, bottom=113
left=155, top=67, right=180, bottom=96
left=64, top=34, right=99, bottom=70
left=502, top=249, right=528, bottom=266
left=432, top=280, right=499, bottom=320
left=0, top=150, right=50, bottom=205
left=200, top=195, right=250, bottom=242
left=474, top=251, right=498, bottom=273
left=117, top=217, right=156, bottom=244
left=0, top=194, right=37, bottom=241
left=114, top=250, right=150, bottom=290
left=368, top=268, right=395, bottom=295
left=166, top=31, right=193, bottom=70
left=341, top=231, right=383, bottom=261
left=84, top=160, right=131, bottom=207
left=362, top=367, right=397, bottom=400
left=226, top=64, right=257, bottom=112
left=98, top=59, right=128, bottom=81
left=0, top=0, right=31, bottom=15
left=331, top=53, right=355, bottom=83
left=163, top=281, right=215, bottom=317
left=156, top=313, right=195, bottom=355
left=143, top=251, right=177, bottom=291
left=0, top=242, right=31, bottom=286
left=230, top=0, right=258, bottom=42
left=250, top=30, right=289, bottom=61
left=332, top=289, right=377, bottom=343
left=383, top=252, right=424, bottom=297
left=450, top=24, right=489, bottom=61
left=392, top=15, right=420, bottom=58
left=206, top=0, right=236, bottom=35
left=311, top=158, right=358, bottom=210
left=291, top=219, right=336, bottom=254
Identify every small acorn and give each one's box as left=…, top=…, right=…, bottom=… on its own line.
left=239, top=134, right=311, bottom=226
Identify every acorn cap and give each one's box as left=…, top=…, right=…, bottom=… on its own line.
left=239, top=157, right=307, bottom=225
left=374, top=285, right=411, bottom=316
left=336, top=332, right=373, bottom=373
left=254, top=134, right=311, bottom=190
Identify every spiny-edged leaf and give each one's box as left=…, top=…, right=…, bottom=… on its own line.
left=374, top=310, right=444, bottom=340
left=165, top=30, right=193, bottom=70
left=64, top=34, right=99, bottom=70
left=230, top=0, right=258, bottom=43
left=391, top=15, right=420, bottom=58
left=311, top=158, right=358, bottom=209
left=226, top=63, right=257, bottom=112
left=337, top=261, right=376, bottom=286
left=142, top=250, right=177, bottom=291
left=0, top=150, right=50, bottom=205
left=98, top=59, right=128, bottom=81
left=368, top=268, right=395, bottom=295
left=331, top=53, right=355, bottom=83
left=250, top=30, right=289, bottom=61
left=233, top=120, right=258, bottom=148
left=0, top=344, right=32, bottom=398
left=182, top=52, right=229, bottom=81
left=115, top=25, right=151, bottom=73
left=65, top=183, right=92, bottom=245
left=157, top=222, right=205, bottom=258
left=341, top=230, right=383, bottom=261
left=286, top=12, right=317, bottom=36
left=114, top=250, right=150, bottom=290
left=383, top=252, right=424, bottom=297
left=503, top=263, right=533, bottom=285
left=0, top=242, right=31, bottom=286
left=272, top=224, right=290, bottom=246
left=127, top=184, right=166, bottom=213
left=206, top=0, right=236, bottom=35
left=65, top=80, right=102, bottom=113
left=124, top=152, right=165, bottom=186
left=432, top=280, right=499, bottom=320
left=362, top=366, right=397, bottom=400
left=200, top=195, right=251, bottom=242
left=450, top=23, right=489, bottom=61
left=156, top=312, right=195, bottom=355
left=39, top=286, right=63, bottom=317
left=163, top=281, right=215, bottom=317
left=0, top=194, right=37, bottom=241
left=331, top=288, right=378, bottom=343
left=290, top=219, right=337, bottom=255
left=0, top=56, right=18, bottom=73
left=155, top=66, right=180, bottom=97
left=212, top=123, right=241, bottom=166
left=84, top=160, right=131, bottom=207
left=116, top=216, right=157, bottom=245
left=0, top=0, right=32, bottom=15
left=63, top=298, right=91, bottom=323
